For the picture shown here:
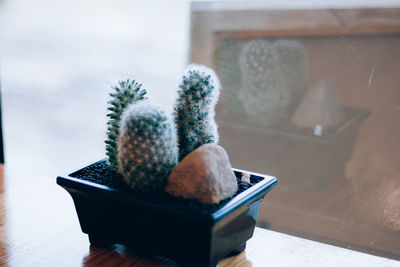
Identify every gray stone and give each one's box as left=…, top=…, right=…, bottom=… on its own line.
left=291, top=79, right=344, bottom=129
left=165, top=144, right=238, bottom=204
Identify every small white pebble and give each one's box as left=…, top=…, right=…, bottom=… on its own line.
left=314, top=124, right=323, bottom=136
left=241, top=172, right=251, bottom=184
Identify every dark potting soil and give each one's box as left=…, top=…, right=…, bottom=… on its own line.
left=69, top=160, right=263, bottom=214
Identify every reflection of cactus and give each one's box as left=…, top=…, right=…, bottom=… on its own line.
left=105, top=79, right=147, bottom=172
left=238, top=39, right=309, bottom=126
left=215, top=39, right=244, bottom=113
left=274, top=39, right=308, bottom=112
left=239, top=39, right=291, bottom=126
left=175, top=64, right=220, bottom=160
left=118, top=102, right=178, bottom=193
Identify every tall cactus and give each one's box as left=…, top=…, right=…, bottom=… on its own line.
left=118, top=101, right=178, bottom=193
left=174, top=64, right=220, bottom=160
left=105, top=79, right=147, bottom=172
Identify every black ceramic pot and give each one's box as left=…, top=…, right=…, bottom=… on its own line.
left=57, top=159, right=276, bottom=267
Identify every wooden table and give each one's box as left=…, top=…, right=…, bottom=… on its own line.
left=0, top=165, right=398, bottom=267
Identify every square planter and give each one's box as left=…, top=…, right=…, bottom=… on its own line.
left=57, top=159, right=277, bottom=267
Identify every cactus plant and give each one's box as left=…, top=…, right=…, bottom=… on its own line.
left=214, top=38, right=244, bottom=114
left=105, top=79, right=147, bottom=172
left=239, top=39, right=291, bottom=126
left=118, top=101, right=178, bottom=193
left=212, top=38, right=310, bottom=127
left=174, top=64, right=220, bottom=160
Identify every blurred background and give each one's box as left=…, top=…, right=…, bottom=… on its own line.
left=0, top=0, right=190, bottom=176
left=0, top=0, right=399, bottom=261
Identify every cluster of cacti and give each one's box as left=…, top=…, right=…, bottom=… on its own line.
left=174, top=64, right=220, bottom=160
left=117, top=101, right=178, bottom=193
left=106, top=64, right=221, bottom=193
left=214, top=39, right=244, bottom=114
left=105, top=79, right=147, bottom=171
left=215, top=38, right=308, bottom=127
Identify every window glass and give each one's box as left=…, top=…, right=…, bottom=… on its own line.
left=190, top=2, right=400, bottom=259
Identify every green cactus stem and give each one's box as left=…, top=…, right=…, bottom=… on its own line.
left=174, top=64, right=220, bottom=160
left=105, top=79, right=147, bottom=172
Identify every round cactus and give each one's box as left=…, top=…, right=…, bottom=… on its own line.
left=175, top=64, right=220, bottom=160
left=239, top=39, right=291, bottom=126
left=105, top=79, right=147, bottom=172
left=118, top=101, right=178, bottom=193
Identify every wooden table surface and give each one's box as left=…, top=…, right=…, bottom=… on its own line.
left=0, top=165, right=398, bottom=267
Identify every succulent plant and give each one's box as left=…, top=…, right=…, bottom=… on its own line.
left=239, top=39, right=291, bottom=126
left=175, top=64, right=220, bottom=160
left=214, top=39, right=244, bottom=114
left=105, top=79, right=147, bottom=172
left=118, top=101, right=178, bottom=193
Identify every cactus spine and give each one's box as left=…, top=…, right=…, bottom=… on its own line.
left=105, top=79, right=147, bottom=172
left=118, top=101, right=178, bottom=193
left=175, top=65, right=220, bottom=160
